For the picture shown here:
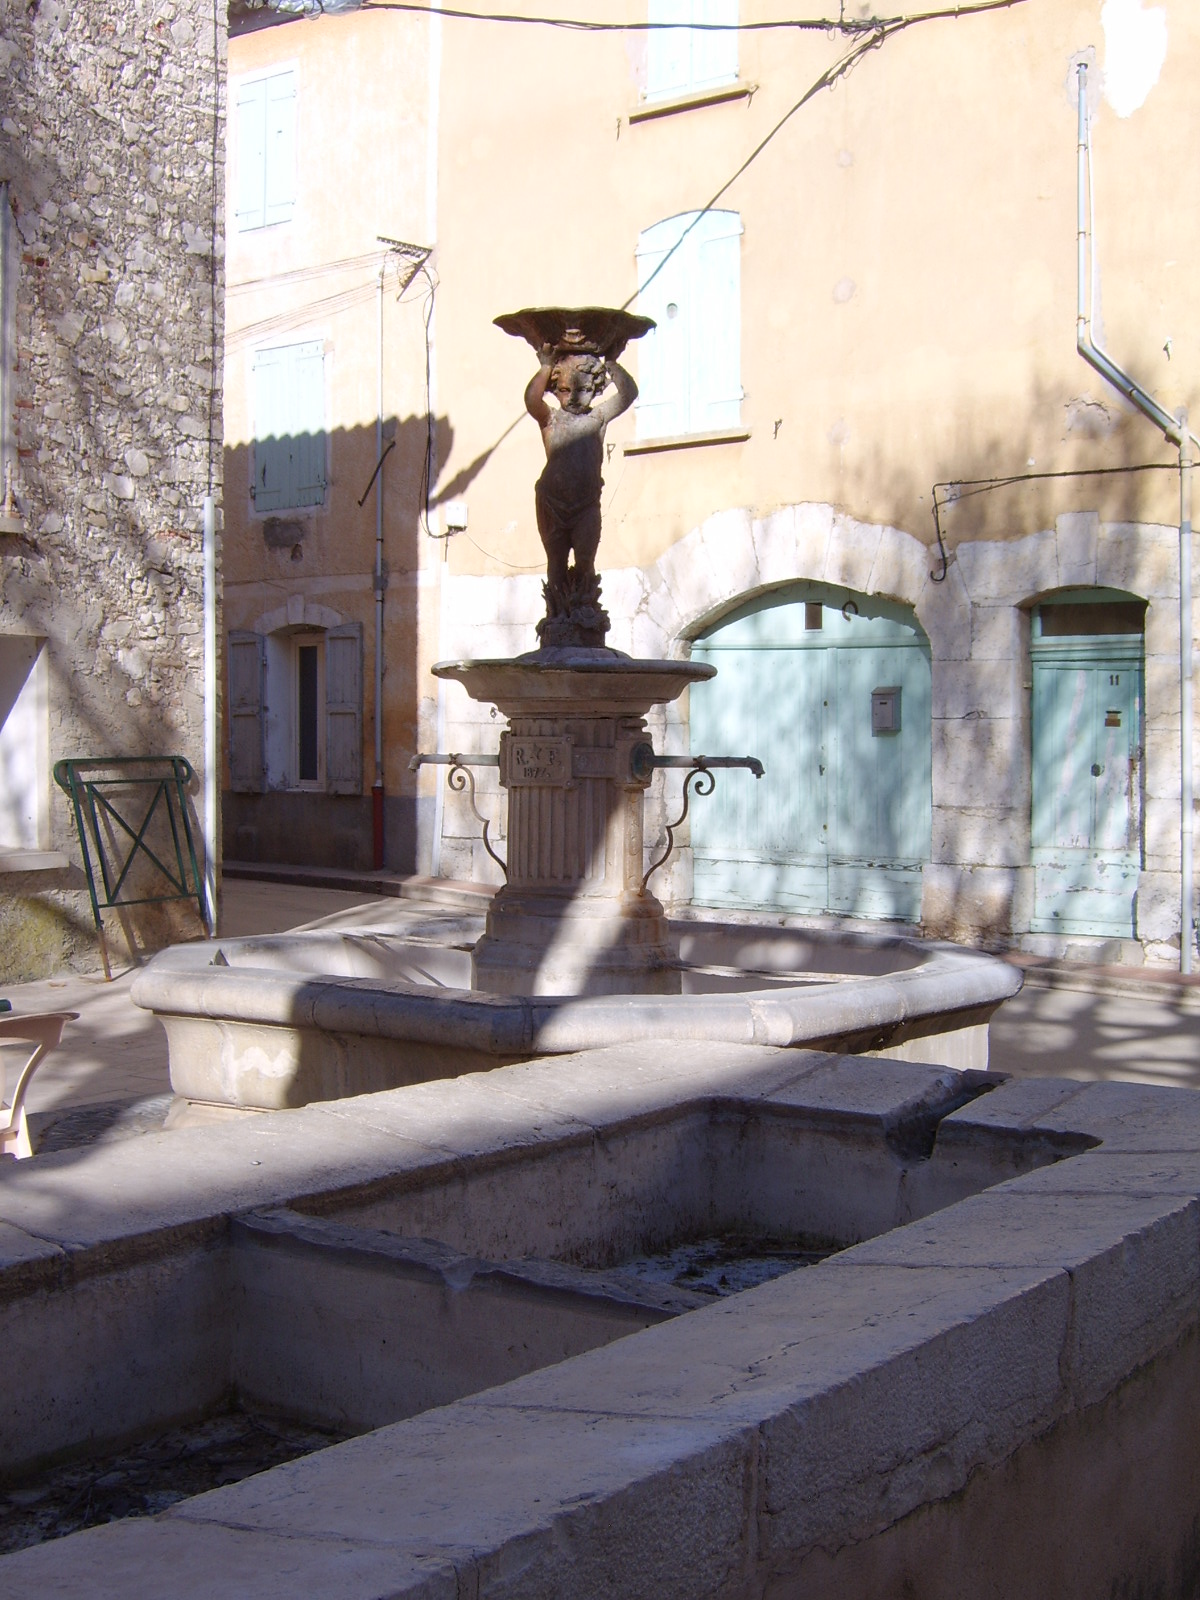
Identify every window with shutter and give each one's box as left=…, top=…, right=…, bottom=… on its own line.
left=228, top=631, right=266, bottom=793
left=235, top=68, right=296, bottom=233
left=646, top=0, right=737, bottom=102
left=251, top=340, right=327, bottom=513
left=635, top=210, right=743, bottom=440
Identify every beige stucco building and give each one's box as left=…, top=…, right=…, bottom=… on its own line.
left=225, top=0, right=1200, bottom=963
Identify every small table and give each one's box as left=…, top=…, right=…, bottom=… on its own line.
left=0, top=1012, right=79, bottom=1159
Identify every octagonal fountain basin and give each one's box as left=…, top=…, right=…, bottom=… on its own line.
left=130, top=900, right=1022, bottom=1123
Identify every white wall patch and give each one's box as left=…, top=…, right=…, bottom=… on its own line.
left=1101, top=0, right=1167, bottom=118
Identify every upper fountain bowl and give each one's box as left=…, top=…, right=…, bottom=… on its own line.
left=494, top=306, right=656, bottom=359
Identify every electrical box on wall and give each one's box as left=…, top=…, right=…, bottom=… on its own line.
left=871, top=686, right=901, bottom=735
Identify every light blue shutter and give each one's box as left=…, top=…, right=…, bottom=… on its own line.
left=253, top=342, right=325, bottom=511
left=646, top=0, right=693, bottom=99
left=252, top=345, right=290, bottom=512
left=235, top=80, right=267, bottom=231
left=692, top=211, right=742, bottom=431
left=291, top=340, right=327, bottom=508
left=325, top=623, right=363, bottom=795
left=228, top=631, right=265, bottom=793
left=690, top=0, right=738, bottom=90
left=636, top=216, right=691, bottom=439
left=264, top=71, right=297, bottom=227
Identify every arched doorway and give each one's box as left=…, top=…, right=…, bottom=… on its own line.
left=1030, top=588, right=1146, bottom=937
left=689, top=584, right=932, bottom=920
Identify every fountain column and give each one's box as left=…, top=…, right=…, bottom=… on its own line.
left=435, top=655, right=712, bottom=995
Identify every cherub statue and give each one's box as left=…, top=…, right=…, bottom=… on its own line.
left=524, top=347, right=637, bottom=642
left=495, top=307, right=654, bottom=650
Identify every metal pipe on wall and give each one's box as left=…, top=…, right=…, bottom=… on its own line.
left=1181, top=416, right=1194, bottom=972
left=202, top=492, right=217, bottom=934
left=1075, top=60, right=1196, bottom=971
left=373, top=261, right=386, bottom=870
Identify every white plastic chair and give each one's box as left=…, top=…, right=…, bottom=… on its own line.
left=0, top=1012, right=79, bottom=1159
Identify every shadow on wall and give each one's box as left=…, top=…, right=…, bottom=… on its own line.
left=221, top=412, right=453, bottom=876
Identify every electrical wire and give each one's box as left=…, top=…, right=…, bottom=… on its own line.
left=417, top=262, right=439, bottom=537
left=354, top=0, right=1022, bottom=34
left=929, top=460, right=1180, bottom=583
left=460, top=531, right=545, bottom=570
left=227, top=248, right=395, bottom=295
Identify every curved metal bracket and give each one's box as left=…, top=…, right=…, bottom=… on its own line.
left=446, top=759, right=507, bottom=881
left=642, top=763, right=716, bottom=893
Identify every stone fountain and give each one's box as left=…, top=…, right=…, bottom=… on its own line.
left=132, top=307, right=1020, bottom=1122
left=435, top=307, right=724, bottom=996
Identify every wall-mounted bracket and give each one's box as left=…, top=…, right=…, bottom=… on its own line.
left=408, top=752, right=505, bottom=879
left=634, top=745, right=764, bottom=891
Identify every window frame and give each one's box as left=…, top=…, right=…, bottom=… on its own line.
left=292, top=632, right=326, bottom=792
left=644, top=0, right=739, bottom=106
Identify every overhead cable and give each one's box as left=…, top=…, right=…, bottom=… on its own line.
left=352, top=0, right=1024, bottom=33
left=929, top=460, right=1179, bottom=582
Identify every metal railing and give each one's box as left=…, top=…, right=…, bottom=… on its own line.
left=53, top=756, right=209, bottom=978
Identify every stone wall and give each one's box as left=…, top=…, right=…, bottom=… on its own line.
left=0, top=0, right=224, bottom=979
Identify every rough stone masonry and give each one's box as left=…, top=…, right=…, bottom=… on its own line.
left=0, top=0, right=225, bottom=978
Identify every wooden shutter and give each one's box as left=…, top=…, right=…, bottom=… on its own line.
left=646, top=0, right=692, bottom=99
left=228, top=631, right=265, bottom=793
left=325, top=623, right=363, bottom=795
left=251, top=345, right=290, bottom=512
left=235, top=79, right=268, bottom=231
left=252, top=341, right=325, bottom=512
left=264, top=71, right=297, bottom=227
left=692, top=211, right=743, bottom=431
left=635, top=215, right=692, bottom=439
left=690, top=0, right=738, bottom=91
left=291, top=340, right=327, bottom=508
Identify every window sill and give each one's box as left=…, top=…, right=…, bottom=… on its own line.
left=0, top=849, right=69, bottom=874
left=624, top=428, right=750, bottom=456
left=629, top=81, right=754, bottom=124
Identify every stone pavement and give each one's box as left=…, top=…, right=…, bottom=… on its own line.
left=2, top=877, right=1198, bottom=1153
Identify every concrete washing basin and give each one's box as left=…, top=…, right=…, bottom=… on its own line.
left=3, top=1042, right=1200, bottom=1596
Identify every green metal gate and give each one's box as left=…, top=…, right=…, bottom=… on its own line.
left=689, top=586, right=932, bottom=920
left=1030, top=592, right=1145, bottom=937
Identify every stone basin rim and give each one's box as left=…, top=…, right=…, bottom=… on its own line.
left=132, top=937, right=1022, bottom=1055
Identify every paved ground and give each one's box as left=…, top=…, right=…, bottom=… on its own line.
left=3, top=879, right=1198, bottom=1152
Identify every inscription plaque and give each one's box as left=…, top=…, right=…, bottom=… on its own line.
left=503, top=734, right=573, bottom=788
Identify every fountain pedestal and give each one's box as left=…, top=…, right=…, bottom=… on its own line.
left=434, top=651, right=714, bottom=996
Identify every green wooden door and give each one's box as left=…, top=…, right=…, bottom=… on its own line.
left=690, top=588, right=931, bottom=920
left=1031, top=628, right=1144, bottom=937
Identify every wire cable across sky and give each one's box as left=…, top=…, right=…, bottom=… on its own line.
left=355, top=0, right=1026, bottom=33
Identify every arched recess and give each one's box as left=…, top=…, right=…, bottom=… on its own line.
left=689, top=582, right=932, bottom=921
left=1028, top=587, right=1146, bottom=938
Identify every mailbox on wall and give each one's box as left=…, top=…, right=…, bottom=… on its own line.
left=871, top=686, right=901, bottom=735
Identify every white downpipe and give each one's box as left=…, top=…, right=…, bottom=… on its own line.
left=1181, top=416, right=1194, bottom=973
left=202, top=492, right=217, bottom=935
left=375, top=262, right=385, bottom=791
left=1075, top=61, right=1196, bottom=971
left=427, top=3, right=445, bottom=879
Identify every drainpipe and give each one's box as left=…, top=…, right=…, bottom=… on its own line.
left=202, top=493, right=217, bottom=935
left=1182, top=415, right=1194, bottom=973
left=1076, top=60, right=1196, bottom=972
left=373, top=260, right=386, bottom=871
